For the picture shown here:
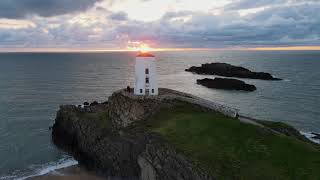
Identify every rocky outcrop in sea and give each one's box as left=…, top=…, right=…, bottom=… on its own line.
left=197, top=78, right=257, bottom=91
left=186, top=63, right=281, bottom=80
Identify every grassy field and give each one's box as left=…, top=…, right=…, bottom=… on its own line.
left=148, top=104, right=320, bottom=180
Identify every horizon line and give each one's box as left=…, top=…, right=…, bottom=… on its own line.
left=0, top=46, right=320, bottom=53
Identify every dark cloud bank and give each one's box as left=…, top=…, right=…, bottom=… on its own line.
left=116, top=1, right=320, bottom=48
left=0, top=0, right=101, bottom=18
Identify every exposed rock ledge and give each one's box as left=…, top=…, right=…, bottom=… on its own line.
left=52, top=88, right=238, bottom=180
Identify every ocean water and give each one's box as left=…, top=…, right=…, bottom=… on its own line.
left=0, top=50, right=319, bottom=179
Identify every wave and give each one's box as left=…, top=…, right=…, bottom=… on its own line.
left=0, top=157, right=78, bottom=180
left=300, top=131, right=320, bottom=144
left=283, top=79, right=291, bottom=82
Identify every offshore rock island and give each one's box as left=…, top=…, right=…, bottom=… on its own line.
left=51, top=88, right=320, bottom=180
left=197, top=78, right=257, bottom=91
left=186, top=62, right=282, bottom=80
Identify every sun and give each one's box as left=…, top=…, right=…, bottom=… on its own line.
left=139, top=44, right=153, bottom=53
left=126, top=41, right=154, bottom=52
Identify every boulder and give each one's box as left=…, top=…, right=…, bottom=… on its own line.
left=197, top=78, right=257, bottom=91
left=186, top=63, right=281, bottom=80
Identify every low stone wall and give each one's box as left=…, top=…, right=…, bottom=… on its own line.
left=117, top=88, right=239, bottom=118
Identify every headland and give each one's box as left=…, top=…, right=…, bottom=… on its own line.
left=50, top=88, right=320, bottom=180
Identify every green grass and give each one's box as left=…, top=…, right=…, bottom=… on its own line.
left=148, top=104, right=320, bottom=180
left=97, top=111, right=110, bottom=128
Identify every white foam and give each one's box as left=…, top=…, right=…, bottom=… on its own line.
left=0, top=157, right=78, bottom=180
left=300, top=131, right=320, bottom=144
left=22, top=158, right=78, bottom=180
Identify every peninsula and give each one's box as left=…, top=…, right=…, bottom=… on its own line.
left=51, top=88, right=320, bottom=180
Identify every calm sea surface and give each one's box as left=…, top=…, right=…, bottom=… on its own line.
left=0, top=51, right=319, bottom=179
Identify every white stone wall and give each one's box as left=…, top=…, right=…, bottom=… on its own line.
left=134, top=56, right=158, bottom=95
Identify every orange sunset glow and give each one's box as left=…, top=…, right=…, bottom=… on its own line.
left=126, top=41, right=155, bottom=52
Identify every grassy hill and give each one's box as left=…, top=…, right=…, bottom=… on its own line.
left=147, top=104, right=320, bottom=180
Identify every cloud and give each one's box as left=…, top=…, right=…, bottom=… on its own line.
left=0, top=0, right=320, bottom=49
left=111, top=1, right=320, bottom=48
left=0, top=0, right=102, bottom=19
left=109, top=12, right=128, bottom=21
left=225, top=0, right=285, bottom=10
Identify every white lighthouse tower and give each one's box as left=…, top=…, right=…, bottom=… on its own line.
left=134, top=52, right=158, bottom=95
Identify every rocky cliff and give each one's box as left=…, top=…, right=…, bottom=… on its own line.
left=52, top=88, right=227, bottom=180
left=52, top=88, right=320, bottom=180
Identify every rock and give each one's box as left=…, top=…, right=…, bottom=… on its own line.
left=107, top=91, right=162, bottom=129
left=83, top=102, right=89, bottom=106
left=90, top=101, right=99, bottom=106
left=186, top=63, right=282, bottom=80
left=197, top=78, right=257, bottom=91
left=139, top=142, right=213, bottom=180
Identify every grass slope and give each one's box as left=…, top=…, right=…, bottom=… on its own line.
left=148, top=104, right=320, bottom=180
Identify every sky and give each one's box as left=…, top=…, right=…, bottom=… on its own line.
left=0, top=0, right=319, bottom=51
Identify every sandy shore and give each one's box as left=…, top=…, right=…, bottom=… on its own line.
left=27, top=165, right=107, bottom=180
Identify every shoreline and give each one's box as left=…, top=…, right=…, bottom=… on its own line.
left=9, top=131, right=317, bottom=180
left=26, top=165, right=107, bottom=180
left=300, top=131, right=320, bottom=144
left=2, top=129, right=318, bottom=179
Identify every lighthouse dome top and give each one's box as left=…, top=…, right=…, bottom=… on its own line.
left=136, top=52, right=155, bottom=58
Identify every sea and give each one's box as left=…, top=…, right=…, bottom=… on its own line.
left=0, top=50, right=319, bottom=179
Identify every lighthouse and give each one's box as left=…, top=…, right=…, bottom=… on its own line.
left=134, top=52, right=158, bottom=95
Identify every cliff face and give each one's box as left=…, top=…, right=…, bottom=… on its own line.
left=52, top=89, right=218, bottom=180
left=107, top=90, right=165, bottom=129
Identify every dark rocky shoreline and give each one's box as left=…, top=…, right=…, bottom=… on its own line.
left=197, top=78, right=257, bottom=91
left=186, top=62, right=282, bottom=80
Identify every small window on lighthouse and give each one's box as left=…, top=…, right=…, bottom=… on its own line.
left=145, top=68, right=149, bottom=74
left=140, top=89, right=143, bottom=93
left=152, top=89, right=154, bottom=93
left=146, top=77, right=149, bottom=84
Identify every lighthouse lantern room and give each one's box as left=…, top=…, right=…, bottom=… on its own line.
left=134, top=52, right=158, bottom=95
